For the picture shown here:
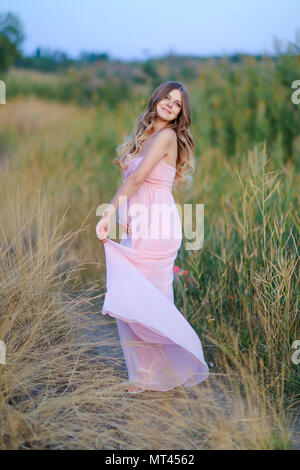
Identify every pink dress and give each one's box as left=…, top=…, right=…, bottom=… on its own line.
left=101, top=155, right=209, bottom=391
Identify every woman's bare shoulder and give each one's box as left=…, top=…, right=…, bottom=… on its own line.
left=156, top=127, right=177, bottom=142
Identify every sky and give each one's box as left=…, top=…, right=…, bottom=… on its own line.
left=1, top=0, right=299, bottom=60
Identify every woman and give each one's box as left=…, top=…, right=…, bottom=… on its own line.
left=96, top=81, right=209, bottom=394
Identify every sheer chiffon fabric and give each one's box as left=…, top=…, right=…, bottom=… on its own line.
left=101, top=156, right=209, bottom=391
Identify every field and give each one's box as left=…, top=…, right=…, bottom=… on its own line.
left=0, top=55, right=299, bottom=449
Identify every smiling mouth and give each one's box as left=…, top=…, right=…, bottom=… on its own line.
left=162, top=107, right=171, bottom=114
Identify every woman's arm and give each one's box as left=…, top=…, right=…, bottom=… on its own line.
left=103, top=128, right=176, bottom=218
left=96, top=174, right=140, bottom=241
left=130, top=128, right=176, bottom=185
left=102, top=173, right=143, bottom=219
left=96, top=128, right=176, bottom=241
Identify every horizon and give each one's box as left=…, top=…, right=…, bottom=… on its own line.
left=1, top=0, right=299, bottom=61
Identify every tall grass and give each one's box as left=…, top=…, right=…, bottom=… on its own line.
left=0, top=96, right=299, bottom=449
left=175, top=145, right=299, bottom=399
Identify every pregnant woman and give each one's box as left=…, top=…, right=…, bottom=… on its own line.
left=96, top=81, right=209, bottom=394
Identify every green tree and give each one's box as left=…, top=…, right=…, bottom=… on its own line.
left=0, top=12, right=25, bottom=73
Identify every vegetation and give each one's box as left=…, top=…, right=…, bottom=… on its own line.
left=0, top=10, right=299, bottom=451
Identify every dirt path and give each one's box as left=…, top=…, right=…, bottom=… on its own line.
left=72, top=290, right=127, bottom=379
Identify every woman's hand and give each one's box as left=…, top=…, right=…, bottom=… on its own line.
left=96, top=215, right=110, bottom=243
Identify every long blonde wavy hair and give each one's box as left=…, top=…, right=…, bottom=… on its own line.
left=113, top=81, right=195, bottom=190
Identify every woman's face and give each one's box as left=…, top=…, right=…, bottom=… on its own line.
left=156, top=89, right=182, bottom=122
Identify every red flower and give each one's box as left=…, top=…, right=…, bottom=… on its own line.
left=184, top=270, right=188, bottom=275
left=173, top=265, right=180, bottom=273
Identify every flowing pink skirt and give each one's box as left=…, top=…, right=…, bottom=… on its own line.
left=101, top=230, right=209, bottom=392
